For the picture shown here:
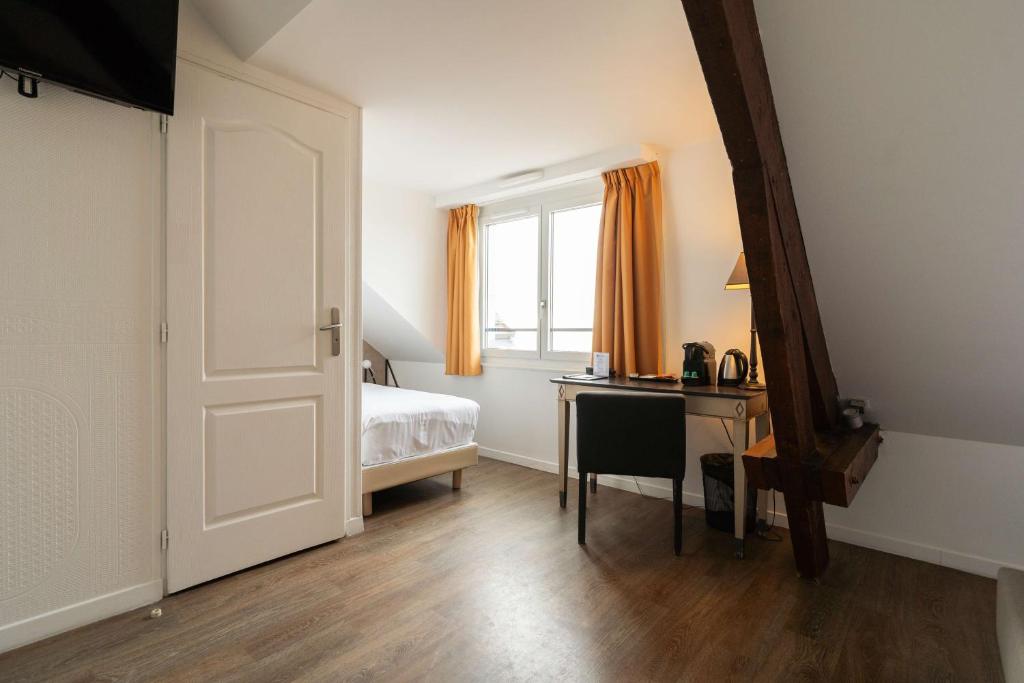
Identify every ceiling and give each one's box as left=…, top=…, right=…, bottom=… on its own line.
left=756, top=0, right=1024, bottom=446
left=248, top=0, right=717, bottom=193
left=210, top=0, right=1024, bottom=446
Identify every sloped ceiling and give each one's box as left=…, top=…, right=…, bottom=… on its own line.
left=190, top=0, right=312, bottom=60
left=363, top=284, right=443, bottom=364
left=755, top=0, right=1024, bottom=446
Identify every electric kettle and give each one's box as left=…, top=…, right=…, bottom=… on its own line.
left=717, top=349, right=749, bottom=387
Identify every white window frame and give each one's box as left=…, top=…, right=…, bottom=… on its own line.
left=478, top=202, right=542, bottom=362
left=479, top=180, right=603, bottom=365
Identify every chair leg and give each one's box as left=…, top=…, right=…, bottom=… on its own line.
left=590, top=473, right=597, bottom=493
left=578, top=470, right=588, bottom=545
left=673, top=477, right=683, bottom=556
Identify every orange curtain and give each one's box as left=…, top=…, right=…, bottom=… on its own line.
left=445, top=204, right=482, bottom=376
left=592, top=161, right=664, bottom=376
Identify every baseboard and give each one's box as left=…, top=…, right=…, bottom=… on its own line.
left=820, top=521, right=1023, bottom=579
left=478, top=448, right=1022, bottom=579
left=480, top=447, right=559, bottom=474
left=479, top=447, right=701, bottom=504
left=0, top=579, right=163, bottom=654
left=346, top=516, right=365, bottom=536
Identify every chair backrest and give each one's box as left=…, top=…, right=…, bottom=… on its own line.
left=576, top=392, right=686, bottom=479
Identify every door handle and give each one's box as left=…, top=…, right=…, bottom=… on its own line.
left=320, top=307, right=341, bottom=356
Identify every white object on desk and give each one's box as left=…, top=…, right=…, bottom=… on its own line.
left=592, top=352, right=609, bottom=379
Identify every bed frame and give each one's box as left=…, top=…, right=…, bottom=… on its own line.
left=361, top=442, right=478, bottom=516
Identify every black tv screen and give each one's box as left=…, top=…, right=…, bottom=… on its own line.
left=0, top=0, right=179, bottom=115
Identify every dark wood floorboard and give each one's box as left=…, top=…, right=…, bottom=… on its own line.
left=0, top=458, right=1002, bottom=682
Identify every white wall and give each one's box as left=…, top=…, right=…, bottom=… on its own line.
left=0, top=82, right=162, bottom=651
left=384, top=135, right=1024, bottom=578
left=824, top=432, right=1024, bottom=576
left=754, top=0, right=1024, bottom=447
left=362, top=178, right=447, bottom=355
left=0, top=0, right=360, bottom=652
left=390, top=138, right=758, bottom=525
left=362, top=284, right=441, bottom=363
left=661, top=141, right=751, bottom=372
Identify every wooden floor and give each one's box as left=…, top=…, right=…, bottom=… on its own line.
left=1, top=458, right=1002, bottom=682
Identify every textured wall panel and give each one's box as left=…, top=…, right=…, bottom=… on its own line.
left=0, top=388, right=79, bottom=600
left=0, top=81, right=158, bottom=628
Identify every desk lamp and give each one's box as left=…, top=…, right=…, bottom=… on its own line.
left=725, top=252, right=766, bottom=390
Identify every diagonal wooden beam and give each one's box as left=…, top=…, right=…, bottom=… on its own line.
left=681, top=0, right=836, bottom=576
left=734, top=164, right=829, bottom=578
left=732, top=167, right=815, bottom=458
left=682, top=0, right=839, bottom=431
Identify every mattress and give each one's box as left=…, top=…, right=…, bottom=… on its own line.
left=361, top=383, right=480, bottom=467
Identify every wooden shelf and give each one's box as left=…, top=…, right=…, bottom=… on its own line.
left=743, top=423, right=882, bottom=507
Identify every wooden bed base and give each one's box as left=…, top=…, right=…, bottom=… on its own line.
left=361, top=443, right=478, bottom=516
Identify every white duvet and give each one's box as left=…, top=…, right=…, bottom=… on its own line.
left=361, top=383, right=480, bottom=467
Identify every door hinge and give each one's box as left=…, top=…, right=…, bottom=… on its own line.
left=160, top=529, right=169, bottom=551
left=160, top=321, right=168, bottom=343
left=159, top=114, right=168, bottom=134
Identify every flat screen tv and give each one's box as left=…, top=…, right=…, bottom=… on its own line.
left=0, top=1, right=179, bottom=115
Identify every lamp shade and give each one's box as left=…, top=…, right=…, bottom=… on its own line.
left=724, top=252, right=749, bottom=290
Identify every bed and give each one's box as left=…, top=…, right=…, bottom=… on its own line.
left=361, top=383, right=480, bottom=515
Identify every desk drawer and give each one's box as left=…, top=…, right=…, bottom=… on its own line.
left=742, top=424, right=882, bottom=507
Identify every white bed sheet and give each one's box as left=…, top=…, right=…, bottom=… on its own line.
left=361, top=383, right=480, bottom=467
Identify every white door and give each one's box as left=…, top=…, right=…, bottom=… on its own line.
left=166, top=61, right=353, bottom=592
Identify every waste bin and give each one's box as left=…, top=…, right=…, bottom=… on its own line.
left=700, top=452, right=756, bottom=534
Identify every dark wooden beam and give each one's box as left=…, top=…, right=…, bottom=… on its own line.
left=680, top=0, right=842, bottom=577
left=682, top=0, right=839, bottom=431
left=736, top=165, right=829, bottom=578
left=731, top=168, right=815, bottom=458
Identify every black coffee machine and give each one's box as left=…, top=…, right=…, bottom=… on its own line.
left=682, top=341, right=716, bottom=386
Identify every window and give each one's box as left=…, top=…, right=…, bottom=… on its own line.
left=480, top=183, right=603, bottom=362
left=482, top=214, right=539, bottom=353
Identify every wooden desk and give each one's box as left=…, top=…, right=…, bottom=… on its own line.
left=550, top=376, right=770, bottom=557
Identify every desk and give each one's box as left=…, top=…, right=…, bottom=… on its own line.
left=550, top=376, right=770, bottom=557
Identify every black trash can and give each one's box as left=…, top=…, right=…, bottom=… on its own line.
left=700, top=452, right=756, bottom=535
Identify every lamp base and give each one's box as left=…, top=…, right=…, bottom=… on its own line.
left=739, top=381, right=766, bottom=391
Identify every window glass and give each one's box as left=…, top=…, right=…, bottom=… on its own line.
left=483, top=216, right=539, bottom=351
left=550, top=204, right=601, bottom=352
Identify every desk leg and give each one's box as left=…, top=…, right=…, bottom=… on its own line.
left=732, top=417, right=749, bottom=558
left=558, top=397, right=570, bottom=508
left=754, top=413, right=771, bottom=530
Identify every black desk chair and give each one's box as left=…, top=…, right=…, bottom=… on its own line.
left=576, top=392, right=686, bottom=555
